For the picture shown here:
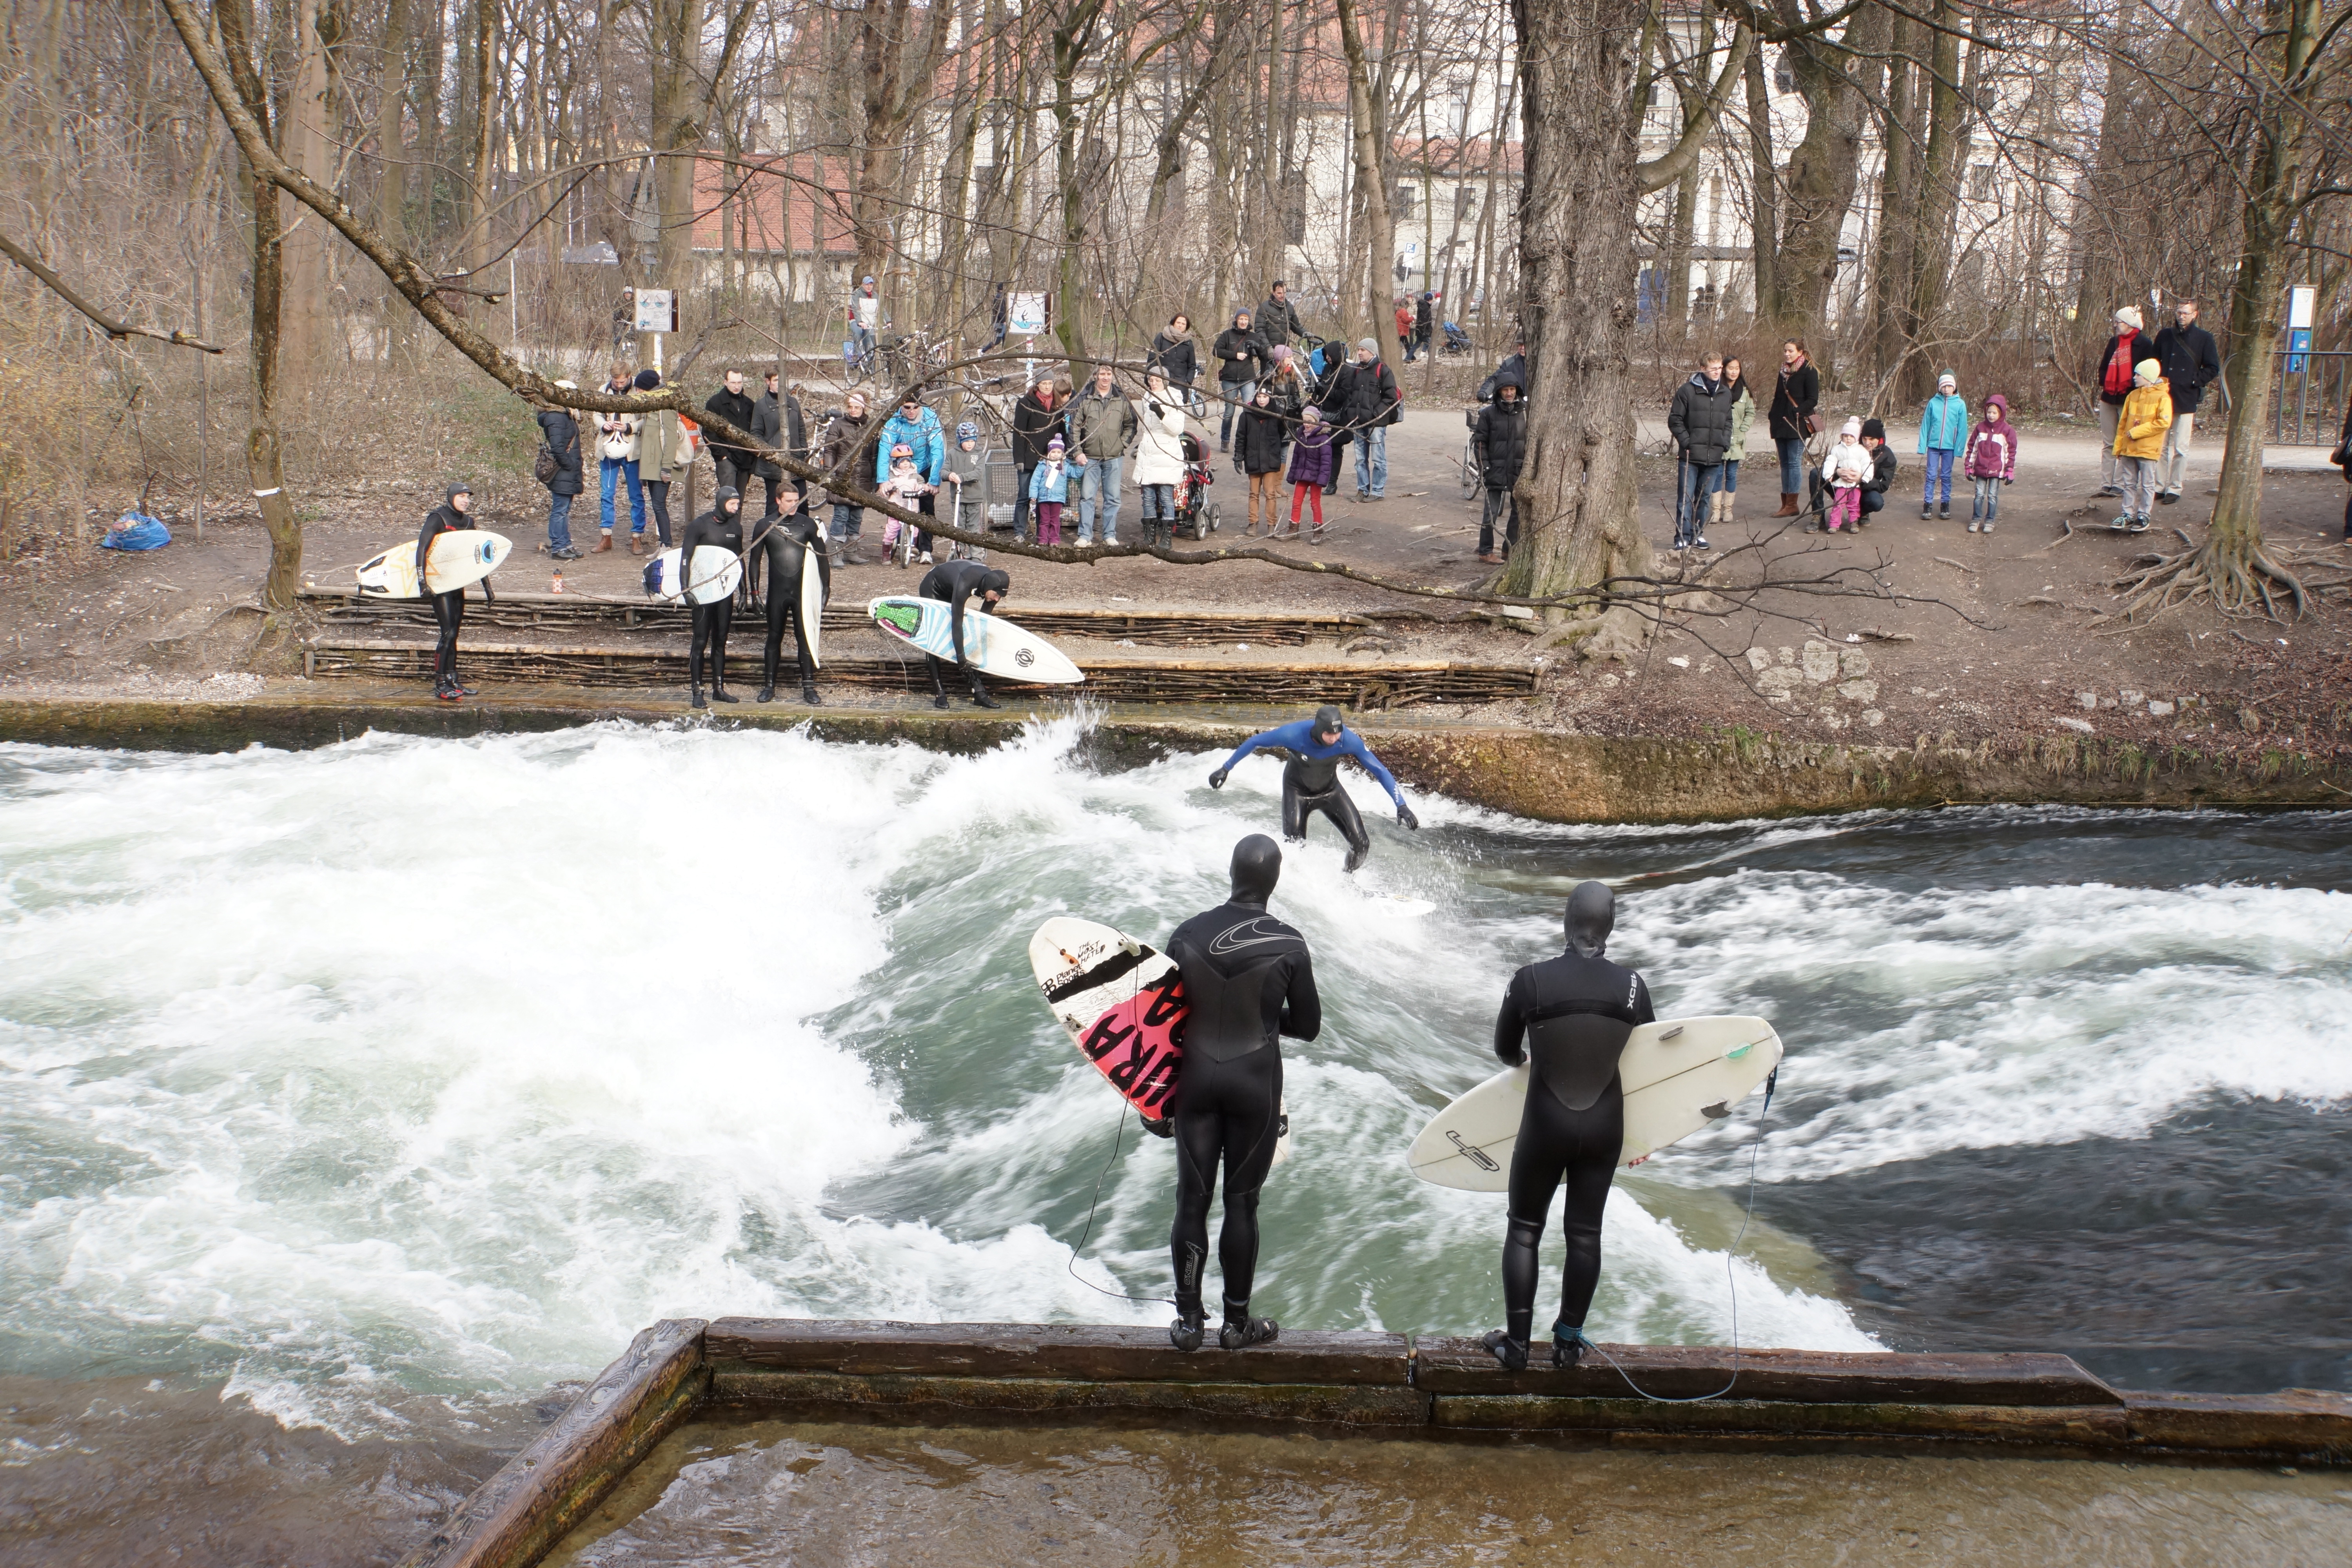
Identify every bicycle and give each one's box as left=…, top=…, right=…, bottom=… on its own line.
left=1460, top=403, right=1484, bottom=501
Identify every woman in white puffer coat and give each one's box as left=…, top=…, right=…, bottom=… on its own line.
left=1132, top=370, right=1191, bottom=550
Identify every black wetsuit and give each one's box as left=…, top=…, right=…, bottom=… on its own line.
left=916, top=559, right=1007, bottom=706
left=748, top=511, right=830, bottom=700
left=415, top=499, right=490, bottom=690
left=1163, top=899, right=1320, bottom=1326
left=1493, top=946, right=1653, bottom=1346
left=678, top=505, right=745, bottom=699
left=1215, top=717, right=1412, bottom=873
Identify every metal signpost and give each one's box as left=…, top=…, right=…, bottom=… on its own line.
left=635, top=287, right=677, bottom=371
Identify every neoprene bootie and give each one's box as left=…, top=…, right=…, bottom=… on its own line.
left=756, top=685, right=776, bottom=702
left=1482, top=1329, right=1530, bottom=1372
left=801, top=684, right=822, bottom=705
left=689, top=684, right=707, bottom=710
left=1170, top=1312, right=1205, bottom=1353
left=1219, top=1302, right=1279, bottom=1350
left=1553, top=1320, right=1592, bottom=1369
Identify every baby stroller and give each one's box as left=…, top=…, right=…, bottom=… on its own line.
left=1172, top=432, right=1222, bottom=541
left=1441, top=321, right=1475, bottom=356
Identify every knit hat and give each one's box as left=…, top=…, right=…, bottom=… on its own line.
left=1937, top=370, right=1956, bottom=390
left=1862, top=417, right=1886, bottom=441
left=1840, top=416, right=1863, bottom=440
left=1356, top=337, right=1377, bottom=355
left=2116, top=306, right=2143, bottom=330
left=1047, top=433, right=1064, bottom=451
left=2134, top=358, right=2163, bottom=387
left=633, top=368, right=661, bottom=390
left=1270, top=345, right=1292, bottom=363
left=956, top=420, right=978, bottom=443
left=1303, top=404, right=1323, bottom=422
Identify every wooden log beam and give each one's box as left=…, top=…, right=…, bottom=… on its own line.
left=2123, top=1389, right=2352, bottom=1461
left=703, top=1318, right=1411, bottom=1387
left=706, top=1370, right=1432, bottom=1428
left=393, top=1318, right=707, bottom=1568
left=1410, top=1339, right=2123, bottom=1406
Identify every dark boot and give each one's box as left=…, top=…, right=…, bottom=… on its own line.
left=1553, top=1320, right=1591, bottom=1368
left=1170, top=1312, right=1206, bottom=1353
left=1482, top=1329, right=1530, bottom=1371
left=756, top=685, right=776, bottom=702
left=800, top=684, right=822, bottom=705
left=1773, top=492, right=1799, bottom=517
left=1219, top=1301, right=1279, bottom=1350
left=711, top=682, right=740, bottom=703
left=689, top=685, right=707, bottom=710
left=970, top=675, right=1002, bottom=710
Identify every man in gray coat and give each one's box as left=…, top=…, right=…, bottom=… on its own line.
left=1068, top=363, right=1137, bottom=545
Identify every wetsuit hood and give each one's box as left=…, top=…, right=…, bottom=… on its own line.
left=1230, top=834, right=1282, bottom=908
left=1312, top=703, right=1345, bottom=741
left=715, top=485, right=741, bottom=514
left=980, top=568, right=1011, bottom=598
left=1565, top=880, right=1614, bottom=957
left=445, top=481, right=472, bottom=505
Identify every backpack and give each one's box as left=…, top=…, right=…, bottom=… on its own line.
left=534, top=441, right=559, bottom=485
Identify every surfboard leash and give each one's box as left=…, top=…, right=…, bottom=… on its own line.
left=1579, top=1065, right=1777, bottom=1405
left=1060, top=947, right=1177, bottom=1308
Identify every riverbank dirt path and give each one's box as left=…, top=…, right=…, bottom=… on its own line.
left=4, top=404, right=2348, bottom=766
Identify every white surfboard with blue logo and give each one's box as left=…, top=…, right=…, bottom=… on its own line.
left=867, top=595, right=1083, bottom=684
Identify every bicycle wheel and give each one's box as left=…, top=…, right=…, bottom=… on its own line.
left=1458, top=440, right=1479, bottom=501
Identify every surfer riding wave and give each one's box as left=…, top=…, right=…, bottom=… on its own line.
left=1208, top=704, right=1418, bottom=871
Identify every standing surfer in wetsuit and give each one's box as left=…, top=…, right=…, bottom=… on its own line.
left=1484, top=880, right=1655, bottom=1371
left=1160, top=834, right=1321, bottom=1352
left=916, top=558, right=1010, bottom=710
left=678, top=485, right=746, bottom=708
left=1207, top=704, right=1419, bottom=871
left=747, top=485, right=828, bottom=705
left=417, top=480, right=492, bottom=701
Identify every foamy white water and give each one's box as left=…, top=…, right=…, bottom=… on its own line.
left=2, top=727, right=2345, bottom=1433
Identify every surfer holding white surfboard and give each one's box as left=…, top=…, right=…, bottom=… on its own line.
left=915, top=559, right=1013, bottom=710
left=675, top=487, right=747, bottom=708
left=418, top=481, right=491, bottom=701
left=1158, top=834, right=1321, bottom=1354
left=1208, top=705, right=1419, bottom=872
left=748, top=493, right=828, bottom=706
left=1481, top=880, right=1654, bottom=1373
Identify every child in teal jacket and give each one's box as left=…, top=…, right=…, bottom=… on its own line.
left=1916, top=369, right=1969, bottom=519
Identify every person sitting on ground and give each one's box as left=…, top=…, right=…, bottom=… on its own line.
left=1964, top=393, right=2019, bottom=534
left=1474, top=375, right=1528, bottom=564
left=1481, top=881, right=1655, bottom=1372
left=417, top=480, right=492, bottom=701
left=1208, top=703, right=1418, bottom=873
left=1158, top=834, right=1321, bottom=1354
left=1236, top=386, right=1290, bottom=538
left=1858, top=417, right=1898, bottom=524
left=675, top=485, right=746, bottom=708
left=916, top=557, right=1011, bottom=710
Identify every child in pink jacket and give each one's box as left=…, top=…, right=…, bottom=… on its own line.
left=1963, top=393, right=2019, bottom=534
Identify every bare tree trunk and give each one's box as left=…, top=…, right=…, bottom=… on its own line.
left=277, top=0, right=338, bottom=387
left=1335, top=0, right=1403, bottom=365
left=1897, top=0, right=1972, bottom=405
left=1775, top=2, right=1891, bottom=351
left=1742, top=40, right=1777, bottom=324
left=1866, top=15, right=1916, bottom=383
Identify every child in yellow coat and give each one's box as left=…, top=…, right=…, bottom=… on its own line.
left=2112, top=359, right=2173, bottom=534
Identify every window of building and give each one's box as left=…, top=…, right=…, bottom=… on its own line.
left=1395, top=183, right=1416, bottom=221
left=1774, top=54, right=1795, bottom=94
left=1969, top=162, right=1995, bottom=201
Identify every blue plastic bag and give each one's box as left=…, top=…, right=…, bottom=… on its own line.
left=100, top=512, right=171, bottom=551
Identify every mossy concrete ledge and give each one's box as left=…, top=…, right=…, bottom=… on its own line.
left=3, top=692, right=2345, bottom=823
left=401, top=1318, right=2350, bottom=1568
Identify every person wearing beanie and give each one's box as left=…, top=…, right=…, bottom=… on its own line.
left=877, top=440, right=933, bottom=566
left=535, top=382, right=585, bottom=560
left=942, top=417, right=989, bottom=561
left=1857, top=416, right=1898, bottom=524
left=416, top=480, right=492, bottom=701
left=1963, top=392, right=2020, bottom=533
left=2094, top=307, right=2157, bottom=496
left=1333, top=338, right=1401, bottom=501
left=2110, top=359, right=2174, bottom=533
left=633, top=368, right=685, bottom=549
left=1029, top=433, right=1070, bottom=545
left=1916, top=369, right=1968, bottom=519
left=1284, top=404, right=1339, bottom=539
left=674, top=484, right=746, bottom=708
left=1821, top=417, right=1871, bottom=533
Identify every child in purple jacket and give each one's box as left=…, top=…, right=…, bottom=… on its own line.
left=1964, top=392, right=2019, bottom=534
left=1285, top=405, right=1337, bottom=540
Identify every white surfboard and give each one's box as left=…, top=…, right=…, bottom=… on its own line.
left=648, top=545, right=742, bottom=605
left=799, top=533, right=825, bottom=669
left=1027, top=915, right=1288, bottom=1166
left=355, top=530, right=512, bottom=597
left=1407, top=1015, right=1782, bottom=1191
left=869, top=595, right=1083, bottom=684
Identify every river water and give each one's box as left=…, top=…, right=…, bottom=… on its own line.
left=2, top=720, right=2347, bottom=1560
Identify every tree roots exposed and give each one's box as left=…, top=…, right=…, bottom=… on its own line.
left=2109, top=536, right=2310, bottom=624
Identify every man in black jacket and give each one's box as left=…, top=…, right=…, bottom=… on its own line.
left=1009, top=375, right=1067, bottom=544
left=536, top=389, right=585, bottom=560
left=1665, top=353, right=1733, bottom=551
left=1414, top=292, right=1434, bottom=361
left=2152, top=299, right=2221, bottom=505
left=703, top=368, right=759, bottom=494
left=1255, top=281, right=1305, bottom=348
left=751, top=369, right=806, bottom=519
left=1474, top=376, right=1528, bottom=563
left=1478, top=335, right=1528, bottom=403
left=1213, top=310, right=1267, bottom=452
left=1333, top=338, right=1401, bottom=501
